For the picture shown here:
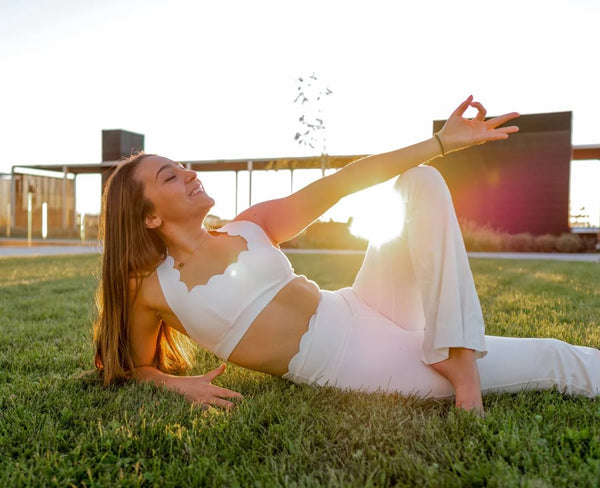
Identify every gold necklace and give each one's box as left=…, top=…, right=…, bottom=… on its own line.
left=170, top=233, right=210, bottom=269
left=172, top=249, right=197, bottom=269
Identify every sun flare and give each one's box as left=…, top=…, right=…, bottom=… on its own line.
left=348, top=181, right=406, bottom=246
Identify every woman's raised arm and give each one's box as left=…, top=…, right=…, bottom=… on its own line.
left=236, top=96, right=519, bottom=244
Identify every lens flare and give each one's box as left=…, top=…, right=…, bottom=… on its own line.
left=348, top=180, right=406, bottom=247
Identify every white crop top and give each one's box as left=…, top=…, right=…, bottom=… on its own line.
left=156, top=220, right=298, bottom=360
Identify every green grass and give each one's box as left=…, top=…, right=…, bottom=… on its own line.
left=1, top=253, right=600, bottom=487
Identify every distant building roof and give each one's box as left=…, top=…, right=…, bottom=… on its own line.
left=572, top=145, right=600, bottom=160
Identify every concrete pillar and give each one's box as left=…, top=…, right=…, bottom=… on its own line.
left=62, top=166, right=68, bottom=231
left=5, top=203, right=10, bottom=237
left=73, top=173, right=78, bottom=232
left=42, top=202, right=48, bottom=239
left=10, top=167, right=16, bottom=237
left=27, top=192, right=32, bottom=246
left=247, top=160, right=253, bottom=207
left=235, top=171, right=239, bottom=216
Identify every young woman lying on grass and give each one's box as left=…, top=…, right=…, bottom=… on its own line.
left=93, top=96, right=600, bottom=415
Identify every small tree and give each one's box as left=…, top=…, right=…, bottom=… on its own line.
left=294, top=73, right=333, bottom=176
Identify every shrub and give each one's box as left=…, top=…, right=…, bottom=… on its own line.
left=533, top=234, right=557, bottom=253
left=457, top=220, right=595, bottom=254
left=555, top=233, right=583, bottom=253
left=506, top=233, right=534, bottom=252
left=581, top=235, right=598, bottom=252
left=460, top=220, right=507, bottom=252
left=281, top=221, right=368, bottom=250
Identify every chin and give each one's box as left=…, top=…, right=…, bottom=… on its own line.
left=194, top=191, right=215, bottom=208
left=199, top=197, right=215, bottom=215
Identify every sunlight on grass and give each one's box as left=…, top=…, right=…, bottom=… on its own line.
left=0, top=255, right=101, bottom=288
left=532, top=271, right=568, bottom=283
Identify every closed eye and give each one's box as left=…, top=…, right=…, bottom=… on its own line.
left=165, top=175, right=176, bottom=182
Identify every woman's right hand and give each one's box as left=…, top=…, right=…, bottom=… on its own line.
left=173, top=364, right=244, bottom=409
left=134, top=363, right=243, bottom=409
left=437, top=95, right=519, bottom=154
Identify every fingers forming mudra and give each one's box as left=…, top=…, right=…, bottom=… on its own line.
left=439, top=95, right=520, bottom=151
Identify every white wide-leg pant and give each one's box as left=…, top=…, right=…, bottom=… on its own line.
left=283, top=165, right=600, bottom=398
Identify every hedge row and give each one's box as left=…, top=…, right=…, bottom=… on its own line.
left=460, top=220, right=598, bottom=253
left=279, top=219, right=598, bottom=253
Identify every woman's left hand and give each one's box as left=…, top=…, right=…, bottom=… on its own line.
left=437, top=95, right=519, bottom=154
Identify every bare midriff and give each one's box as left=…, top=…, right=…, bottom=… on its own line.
left=227, top=275, right=320, bottom=376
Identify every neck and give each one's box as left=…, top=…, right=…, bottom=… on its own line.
left=160, top=220, right=211, bottom=258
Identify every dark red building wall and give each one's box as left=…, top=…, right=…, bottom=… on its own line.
left=431, top=112, right=571, bottom=235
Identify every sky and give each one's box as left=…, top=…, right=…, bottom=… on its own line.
left=1, top=0, right=599, bottom=227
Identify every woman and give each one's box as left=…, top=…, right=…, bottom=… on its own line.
left=93, top=96, right=600, bottom=414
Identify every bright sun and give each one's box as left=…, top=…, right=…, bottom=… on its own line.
left=348, top=180, right=407, bottom=246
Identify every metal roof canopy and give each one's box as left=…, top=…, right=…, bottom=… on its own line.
left=12, top=144, right=598, bottom=177
left=12, top=154, right=368, bottom=176
left=9, top=154, right=369, bottom=219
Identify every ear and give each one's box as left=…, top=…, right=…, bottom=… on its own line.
left=144, top=214, right=162, bottom=229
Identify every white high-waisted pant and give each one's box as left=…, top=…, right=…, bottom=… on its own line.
left=283, top=165, right=600, bottom=398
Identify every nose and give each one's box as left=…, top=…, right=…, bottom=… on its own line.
left=184, top=168, right=197, bottom=182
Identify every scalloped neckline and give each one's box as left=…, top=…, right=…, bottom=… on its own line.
left=165, top=224, right=250, bottom=294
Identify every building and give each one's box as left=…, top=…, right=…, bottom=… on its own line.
left=432, top=112, right=574, bottom=235
left=9, top=170, right=76, bottom=238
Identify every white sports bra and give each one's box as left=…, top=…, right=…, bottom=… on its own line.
left=156, top=220, right=298, bottom=360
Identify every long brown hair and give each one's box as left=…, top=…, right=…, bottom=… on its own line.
left=93, top=153, right=196, bottom=385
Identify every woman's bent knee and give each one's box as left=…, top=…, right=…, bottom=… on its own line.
left=394, top=165, right=451, bottom=204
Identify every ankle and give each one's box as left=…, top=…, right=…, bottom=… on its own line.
left=430, top=348, right=483, bottom=413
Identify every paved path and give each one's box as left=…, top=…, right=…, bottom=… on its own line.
left=285, top=249, right=599, bottom=262
left=468, top=251, right=600, bottom=263
left=1, top=245, right=598, bottom=262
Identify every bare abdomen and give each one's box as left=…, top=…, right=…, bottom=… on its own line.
left=228, top=276, right=320, bottom=376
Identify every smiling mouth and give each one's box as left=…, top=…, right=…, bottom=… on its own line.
left=189, top=183, right=205, bottom=197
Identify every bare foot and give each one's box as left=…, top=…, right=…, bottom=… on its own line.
left=430, top=348, right=484, bottom=415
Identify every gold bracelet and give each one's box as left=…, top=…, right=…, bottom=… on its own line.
left=434, top=133, right=445, bottom=157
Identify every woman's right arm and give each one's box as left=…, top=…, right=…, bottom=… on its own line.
left=129, top=281, right=243, bottom=408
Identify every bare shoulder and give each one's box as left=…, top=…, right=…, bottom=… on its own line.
left=231, top=208, right=279, bottom=245
left=129, top=271, right=158, bottom=302
left=230, top=211, right=267, bottom=229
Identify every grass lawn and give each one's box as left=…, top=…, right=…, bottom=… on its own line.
left=1, top=253, right=600, bottom=487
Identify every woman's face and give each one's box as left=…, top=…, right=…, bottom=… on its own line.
left=134, top=155, right=215, bottom=228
